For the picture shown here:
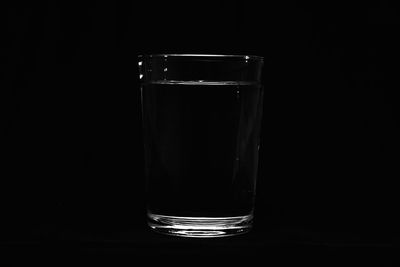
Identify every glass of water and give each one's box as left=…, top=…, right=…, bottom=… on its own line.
left=138, top=54, right=264, bottom=237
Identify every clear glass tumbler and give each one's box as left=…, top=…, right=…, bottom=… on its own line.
left=138, top=54, right=264, bottom=237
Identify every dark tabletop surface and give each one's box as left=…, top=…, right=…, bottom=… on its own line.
left=2, top=212, right=393, bottom=266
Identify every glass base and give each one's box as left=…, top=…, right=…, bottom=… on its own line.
left=147, top=213, right=253, bottom=238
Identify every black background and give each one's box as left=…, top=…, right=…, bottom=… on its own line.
left=2, top=0, right=396, bottom=263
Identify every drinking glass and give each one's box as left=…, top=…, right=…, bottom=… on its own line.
left=138, top=54, right=264, bottom=237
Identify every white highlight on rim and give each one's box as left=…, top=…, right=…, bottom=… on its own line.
left=146, top=54, right=263, bottom=60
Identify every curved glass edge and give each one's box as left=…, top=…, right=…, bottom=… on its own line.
left=137, top=54, right=263, bottom=61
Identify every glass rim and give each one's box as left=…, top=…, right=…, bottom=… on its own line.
left=138, top=53, right=263, bottom=61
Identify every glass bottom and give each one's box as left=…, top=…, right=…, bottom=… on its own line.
left=147, top=212, right=253, bottom=238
